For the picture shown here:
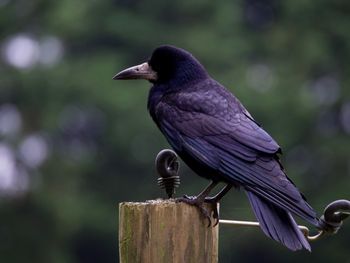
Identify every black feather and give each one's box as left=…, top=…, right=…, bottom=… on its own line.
left=246, top=191, right=311, bottom=251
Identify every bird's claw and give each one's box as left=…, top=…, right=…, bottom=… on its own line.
left=182, top=194, right=196, bottom=200
left=210, top=202, right=220, bottom=227
left=176, top=195, right=218, bottom=227
left=204, top=196, right=221, bottom=226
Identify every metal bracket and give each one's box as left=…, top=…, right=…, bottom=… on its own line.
left=155, top=149, right=180, bottom=198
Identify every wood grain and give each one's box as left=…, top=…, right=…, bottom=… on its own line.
left=119, top=199, right=219, bottom=263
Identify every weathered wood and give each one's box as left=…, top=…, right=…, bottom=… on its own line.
left=119, top=199, right=219, bottom=263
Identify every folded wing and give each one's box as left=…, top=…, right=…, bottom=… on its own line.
left=155, top=83, right=318, bottom=226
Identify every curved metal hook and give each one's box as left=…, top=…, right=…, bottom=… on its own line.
left=155, top=149, right=179, bottom=178
left=155, top=149, right=180, bottom=198
left=319, top=199, right=350, bottom=234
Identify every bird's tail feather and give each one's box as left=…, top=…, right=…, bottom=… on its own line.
left=246, top=190, right=311, bottom=251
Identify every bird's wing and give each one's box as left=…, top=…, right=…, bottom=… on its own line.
left=163, top=80, right=281, bottom=154
left=155, top=85, right=317, bottom=224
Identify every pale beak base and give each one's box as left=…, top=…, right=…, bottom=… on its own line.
left=113, top=62, right=157, bottom=81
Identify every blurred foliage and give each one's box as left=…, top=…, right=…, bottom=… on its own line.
left=0, top=0, right=349, bottom=262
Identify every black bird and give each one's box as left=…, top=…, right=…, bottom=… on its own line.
left=113, top=45, right=320, bottom=251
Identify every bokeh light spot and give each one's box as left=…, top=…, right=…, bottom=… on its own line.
left=19, top=134, right=49, bottom=168
left=2, top=34, right=40, bottom=69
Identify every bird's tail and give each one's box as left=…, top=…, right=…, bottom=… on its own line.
left=246, top=190, right=311, bottom=251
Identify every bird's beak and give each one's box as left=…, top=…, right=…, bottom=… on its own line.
left=113, top=62, right=157, bottom=81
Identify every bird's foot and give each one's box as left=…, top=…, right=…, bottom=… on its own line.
left=204, top=197, right=220, bottom=227
left=176, top=195, right=218, bottom=227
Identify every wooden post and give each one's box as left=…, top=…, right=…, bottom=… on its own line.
left=119, top=199, right=219, bottom=263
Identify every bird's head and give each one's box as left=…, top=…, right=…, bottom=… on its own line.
left=113, top=45, right=208, bottom=87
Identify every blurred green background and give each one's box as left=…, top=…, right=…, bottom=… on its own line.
left=0, top=0, right=349, bottom=262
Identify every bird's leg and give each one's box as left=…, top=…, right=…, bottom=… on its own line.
left=204, top=184, right=233, bottom=226
left=176, top=181, right=219, bottom=226
left=183, top=181, right=219, bottom=202
left=205, top=184, right=233, bottom=203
